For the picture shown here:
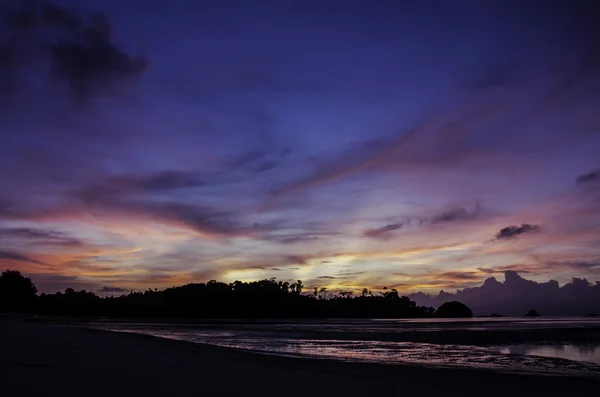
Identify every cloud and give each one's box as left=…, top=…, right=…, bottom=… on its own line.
left=275, top=235, right=322, bottom=244
left=110, top=171, right=205, bottom=192
left=265, top=229, right=339, bottom=245
left=410, top=271, right=600, bottom=316
left=433, top=271, right=482, bottom=281
left=266, top=129, right=420, bottom=201
left=362, top=223, right=403, bottom=240
left=431, top=207, right=479, bottom=224
left=0, top=250, right=46, bottom=266
left=74, top=194, right=264, bottom=238
left=577, top=170, right=599, bottom=184
left=495, top=224, right=540, bottom=240
left=318, top=276, right=336, bottom=279
left=0, top=227, right=65, bottom=239
left=1, top=2, right=147, bottom=105
left=0, top=227, right=86, bottom=248
left=480, top=260, right=600, bottom=276
left=282, top=255, right=308, bottom=265
left=78, top=170, right=205, bottom=202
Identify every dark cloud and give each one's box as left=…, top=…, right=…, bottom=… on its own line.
left=78, top=170, right=205, bottom=201
left=336, top=270, right=366, bottom=276
left=317, top=276, right=336, bottom=279
left=431, top=203, right=481, bottom=224
left=432, top=208, right=470, bottom=224
left=0, top=227, right=66, bottom=240
left=559, top=260, right=600, bottom=272
left=123, top=201, right=252, bottom=237
left=76, top=190, right=263, bottom=237
left=255, top=161, right=279, bottom=173
left=410, top=271, right=600, bottom=316
left=495, top=223, right=540, bottom=240
left=120, top=171, right=204, bottom=191
left=577, top=170, right=599, bottom=184
left=283, top=255, right=308, bottom=265
left=477, top=267, right=500, bottom=274
left=363, top=223, right=403, bottom=240
left=434, top=271, right=481, bottom=281
left=0, top=250, right=46, bottom=266
left=0, top=227, right=85, bottom=248
left=276, top=235, right=321, bottom=244
left=1, top=1, right=147, bottom=104
left=482, top=260, right=600, bottom=275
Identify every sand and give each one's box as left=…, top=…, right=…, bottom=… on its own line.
left=1, top=320, right=598, bottom=396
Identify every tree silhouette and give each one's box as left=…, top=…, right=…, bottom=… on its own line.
left=525, top=309, right=540, bottom=317
left=435, top=301, right=473, bottom=318
left=0, top=268, right=474, bottom=319
left=0, top=270, right=38, bottom=312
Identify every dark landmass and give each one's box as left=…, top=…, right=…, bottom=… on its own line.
left=1, top=270, right=443, bottom=318
left=526, top=309, right=541, bottom=317
left=411, top=271, right=600, bottom=316
left=435, top=301, right=473, bottom=318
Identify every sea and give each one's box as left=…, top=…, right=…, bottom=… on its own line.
left=87, top=317, right=600, bottom=377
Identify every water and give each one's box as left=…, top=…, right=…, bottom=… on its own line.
left=495, top=345, right=600, bottom=364
left=88, top=317, right=600, bottom=377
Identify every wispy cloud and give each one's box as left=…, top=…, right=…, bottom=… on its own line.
left=0, top=250, right=47, bottom=266
left=363, top=223, right=404, bottom=240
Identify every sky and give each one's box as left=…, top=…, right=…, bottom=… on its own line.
left=1, top=0, right=600, bottom=296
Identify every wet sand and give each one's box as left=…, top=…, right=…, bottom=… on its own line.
left=1, top=321, right=598, bottom=396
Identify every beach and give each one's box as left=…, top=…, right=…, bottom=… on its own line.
left=1, top=320, right=599, bottom=396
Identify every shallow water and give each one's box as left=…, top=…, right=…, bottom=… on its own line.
left=89, top=317, right=600, bottom=377
left=494, top=344, right=600, bottom=365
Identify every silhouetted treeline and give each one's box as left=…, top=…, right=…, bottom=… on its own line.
left=0, top=270, right=444, bottom=318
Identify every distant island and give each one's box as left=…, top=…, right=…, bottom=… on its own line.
left=409, top=271, right=600, bottom=316
left=0, top=269, right=473, bottom=319
left=526, top=309, right=541, bottom=317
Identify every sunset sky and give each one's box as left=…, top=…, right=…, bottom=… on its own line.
left=1, top=0, right=599, bottom=295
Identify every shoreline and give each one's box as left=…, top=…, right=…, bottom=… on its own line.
left=64, top=316, right=600, bottom=346
left=1, top=321, right=599, bottom=396
left=85, top=325, right=600, bottom=378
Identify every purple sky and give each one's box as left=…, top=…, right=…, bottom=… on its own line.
left=1, top=0, right=600, bottom=295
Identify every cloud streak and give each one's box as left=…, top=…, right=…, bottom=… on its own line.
left=363, top=223, right=403, bottom=240
left=0, top=250, right=46, bottom=266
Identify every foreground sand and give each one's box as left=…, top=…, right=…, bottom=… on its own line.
left=1, top=321, right=598, bottom=396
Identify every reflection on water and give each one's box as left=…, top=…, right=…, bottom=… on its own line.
left=496, top=344, right=600, bottom=365
left=92, top=324, right=600, bottom=378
